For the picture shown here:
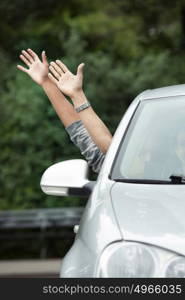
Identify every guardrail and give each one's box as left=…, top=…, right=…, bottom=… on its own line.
left=0, top=207, right=84, bottom=229
left=0, top=207, right=84, bottom=259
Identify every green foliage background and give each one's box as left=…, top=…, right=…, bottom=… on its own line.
left=1, top=0, right=185, bottom=209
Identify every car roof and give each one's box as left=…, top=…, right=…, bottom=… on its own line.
left=138, top=84, right=185, bottom=101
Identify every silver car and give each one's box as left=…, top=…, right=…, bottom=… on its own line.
left=40, top=84, right=185, bottom=278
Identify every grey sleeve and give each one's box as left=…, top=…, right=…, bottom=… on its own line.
left=65, top=120, right=105, bottom=173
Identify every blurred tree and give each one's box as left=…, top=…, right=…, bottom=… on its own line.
left=1, top=0, right=185, bottom=209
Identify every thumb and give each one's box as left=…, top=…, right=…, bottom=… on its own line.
left=42, top=50, right=48, bottom=65
left=77, top=63, right=85, bottom=78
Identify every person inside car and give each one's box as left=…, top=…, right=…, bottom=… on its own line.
left=17, top=49, right=112, bottom=173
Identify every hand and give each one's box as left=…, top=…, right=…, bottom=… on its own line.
left=17, top=49, right=49, bottom=86
left=48, top=60, right=85, bottom=98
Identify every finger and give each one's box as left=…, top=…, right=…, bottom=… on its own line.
left=48, top=72, right=58, bottom=85
left=55, top=60, right=69, bottom=73
left=27, top=48, right=39, bottom=60
left=17, top=64, right=29, bottom=73
left=42, top=50, right=48, bottom=65
left=20, top=54, right=31, bottom=67
left=49, top=65, right=60, bottom=79
left=21, top=50, right=34, bottom=63
left=50, top=61, right=64, bottom=75
left=77, top=63, right=85, bottom=78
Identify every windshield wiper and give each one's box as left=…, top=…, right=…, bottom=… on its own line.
left=114, top=178, right=171, bottom=184
left=169, top=174, right=185, bottom=184
left=114, top=176, right=185, bottom=184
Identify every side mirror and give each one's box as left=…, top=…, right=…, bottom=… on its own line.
left=40, top=159, right=94, bottom=197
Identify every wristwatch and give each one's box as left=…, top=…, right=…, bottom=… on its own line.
left=75, top=101, right=91, bottom=113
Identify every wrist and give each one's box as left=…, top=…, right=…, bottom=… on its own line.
left=41, top=77, right=52, bottom=88
left=71, top=90, right=87, bottom=108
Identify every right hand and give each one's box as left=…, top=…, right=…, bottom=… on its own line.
left=48, top=60, right=85, bottom=98
left=17, top=49, right=49, bottom=86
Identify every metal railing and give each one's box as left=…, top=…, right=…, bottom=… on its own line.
left=0, top=207, right=84, bottom=229
left=0, top=207, right=84, bottom=259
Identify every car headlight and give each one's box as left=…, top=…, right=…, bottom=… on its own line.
left=165, top=257, right=185, bottom=278
left=95, top=241, right=185, bottom=278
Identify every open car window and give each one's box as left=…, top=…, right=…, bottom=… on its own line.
left=111, top=96, right=185, bottom=183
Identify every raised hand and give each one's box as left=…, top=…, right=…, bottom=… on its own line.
left=48, top=60, right=85, bottom=98
left=17, top=49, right=49, bottom=86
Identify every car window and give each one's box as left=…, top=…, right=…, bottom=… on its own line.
left=111, top=96, right=185, bottom=182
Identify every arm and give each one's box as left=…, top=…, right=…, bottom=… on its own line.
left=41, top=71, right=106, bottom=172
left=41, top=79, right=80, bottom=127
left=71, top=90, right=112, bottom=154
left=17, top=49, right=105, bottom=172
left=48, top=60, right=112, bottom=154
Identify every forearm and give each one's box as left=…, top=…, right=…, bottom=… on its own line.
left=71, top=90, right=112, bottom=154
left=41, top=79, right=80, bottom=127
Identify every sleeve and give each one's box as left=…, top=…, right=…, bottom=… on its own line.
left=65, top=120, right=105, bottom=173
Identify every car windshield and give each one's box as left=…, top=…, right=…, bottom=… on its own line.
left=111, top=96, right=185, bottom=183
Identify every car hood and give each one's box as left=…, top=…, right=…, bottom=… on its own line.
left=111, top=182, right=185, bottom=256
